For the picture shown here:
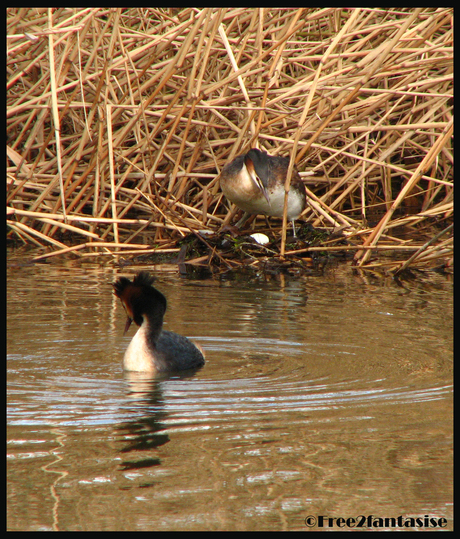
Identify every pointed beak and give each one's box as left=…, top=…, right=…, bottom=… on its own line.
left=248, top=169, right=271, bottom=206
left=124, top=316, right=133, bottom=335
left=259, top=182, right=271, bottom=206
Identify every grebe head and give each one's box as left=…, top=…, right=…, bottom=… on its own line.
left=244, top=149, right=271, bottom=205
left=113, top=271, right=166, bottom=336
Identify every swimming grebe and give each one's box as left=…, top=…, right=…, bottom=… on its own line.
left=220, top=148, right=306, bottom=233
left=113, top=272, right=205, bottom=372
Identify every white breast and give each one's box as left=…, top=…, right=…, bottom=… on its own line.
left=123, top=324, right=156, bottom=372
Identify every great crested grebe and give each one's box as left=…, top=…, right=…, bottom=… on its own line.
left=220, top=148, right=306, bottom=233
left=113, top=272, right=205, bottom=373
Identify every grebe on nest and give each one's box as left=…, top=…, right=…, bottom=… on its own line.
left=220, top=148, right=306, bottom=233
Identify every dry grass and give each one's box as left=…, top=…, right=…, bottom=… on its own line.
left=7, top=8, right=453, bottom=273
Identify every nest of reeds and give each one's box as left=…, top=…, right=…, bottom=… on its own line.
left=7, top=8, right=453, bottom=275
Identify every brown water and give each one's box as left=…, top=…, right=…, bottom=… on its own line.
left=7, top=257, right=453, bottom=531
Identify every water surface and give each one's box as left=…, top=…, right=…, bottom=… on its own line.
left=7, top=258, right=453, bottom=531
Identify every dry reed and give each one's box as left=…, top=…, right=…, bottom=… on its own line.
left=7, top=8, right=453, bottom=274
